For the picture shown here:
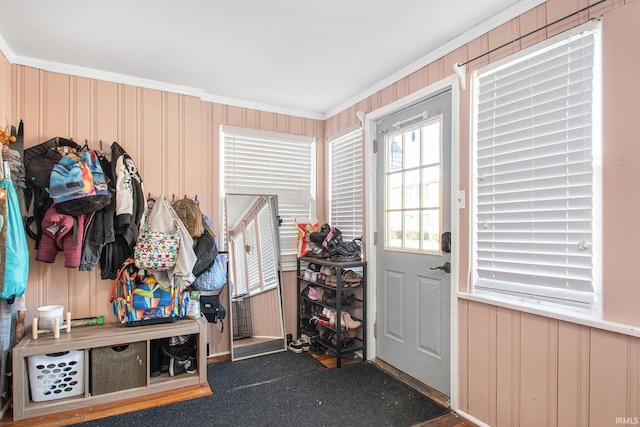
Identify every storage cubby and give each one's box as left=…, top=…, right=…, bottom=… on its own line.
left=12, top=317, right=208, bottom=421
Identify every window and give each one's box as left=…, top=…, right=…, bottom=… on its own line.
left=384, top=117, right=443, bottom=253
left=328, top=126, right=363, bottom=241
left=229, top=198, right=280, bottom=297
left=221, top=125, right=316, bottom=270
left=471, top=22, right=602, bottom=311
left=231, top=233, right=247, bottom=294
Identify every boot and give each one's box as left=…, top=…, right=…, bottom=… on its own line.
left=341, top=311, right=361, bottom=329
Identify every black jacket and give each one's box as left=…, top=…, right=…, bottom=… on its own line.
left=99, top=142, right=146, bottom=279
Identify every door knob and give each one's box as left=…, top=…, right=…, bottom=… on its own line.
left=430, top=262, right=451, bottom=273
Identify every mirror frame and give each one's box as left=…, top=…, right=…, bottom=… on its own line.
left=224, top=194, right=287, bottom=360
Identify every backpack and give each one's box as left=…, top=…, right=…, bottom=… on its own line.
left=23, top=137, right=82, bottom=248
left=110, top=258, right=190, bottom=327
left=49, top=149, right=110, bottom=215
left=172, top=197, right=203, bottom=239
left=191, top=226, right=219, bottom=278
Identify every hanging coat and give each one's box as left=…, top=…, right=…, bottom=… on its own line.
left=0, top=164, right=29, bottom=303
left=145, top=194, right=196, bottom=290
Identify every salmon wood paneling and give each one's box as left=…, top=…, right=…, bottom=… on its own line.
left=11, top=66, right=323, bottom=356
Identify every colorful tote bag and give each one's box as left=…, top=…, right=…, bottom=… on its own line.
left=111, top=258, right=189, bottom=326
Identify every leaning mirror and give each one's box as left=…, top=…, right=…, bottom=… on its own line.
left=225, top=194, right=287, bottom=360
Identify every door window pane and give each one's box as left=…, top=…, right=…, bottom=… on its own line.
left=384, top=115, right=443, bottom=253
left=404, top=211, right=420, bottom=249
left=405, top=128, right=421, bottom=169
left=387, top=172, right=403, bottom=210
left=387, top=211, right=402, bottom=248
left=422, top=120, right=441, bottom=166
left=422, top=210, right=440, bottom=252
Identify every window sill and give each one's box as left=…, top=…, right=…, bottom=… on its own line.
left=458, top=291, right=640, bottom=339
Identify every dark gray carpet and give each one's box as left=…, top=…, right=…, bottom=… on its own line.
left=76, top=351, right=449, bottom=427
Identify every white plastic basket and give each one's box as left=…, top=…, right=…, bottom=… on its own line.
left=27, top=350, right=84, bottom=402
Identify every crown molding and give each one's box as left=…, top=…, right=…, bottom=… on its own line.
left=0, top=33, right=324, bottom=121
left=323, top=0, right=547, bottom=119
left=0, top=0, right=545, bottom=123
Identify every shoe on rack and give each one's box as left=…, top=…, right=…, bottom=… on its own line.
left=317, top=314, right=330, bottom=327
left=342, top=293, right=356, bottom=305
left=341, top=311, right=361, bottom=330
left=322, top=227, right=343, bottom=250
left=324, top=275, right=337, bottom=287
left=307, top=244, right=330, bottom=259
left=342, top=270, right=363, bottom=287
left=331, top=329, right=358, bottom=347
left=322, top=289, right=337, bottom=307
left=169, top=356, right=197, bottom=376
left=288, top=339, right=304, bottom=353
left=330, top=238, right=363, bottom=262
left=310, top=224, right=331, bottom=245
left=307, top=286, right=318, bottom=300
left=303, top=268, right=314, bottom=281
left=320, top=265, right=335, bottom=276
left=309, top=340, right=325, bottom=355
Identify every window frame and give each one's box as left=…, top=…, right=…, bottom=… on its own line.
left=220, top=125, right=316, bottom=271
left=327, top=125, right=364, bottom=242
left=469, top=21, right=603, bottom=316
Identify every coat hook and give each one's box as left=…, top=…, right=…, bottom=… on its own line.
left=172, top=194, right=175, bottom=202
left=99, top=140, right=103, bottom=152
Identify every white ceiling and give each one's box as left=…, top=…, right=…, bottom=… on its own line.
left=0, top=0, right=542, bottom=119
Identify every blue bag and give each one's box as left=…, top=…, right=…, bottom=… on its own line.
left=192, top=253, right=227, bottom=291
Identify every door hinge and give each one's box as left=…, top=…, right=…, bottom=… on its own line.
left=373, top=139, right=378, bottom=153
left=373, top=232, right=377, bottom=245
left=373, top=322, right=377, bottom=338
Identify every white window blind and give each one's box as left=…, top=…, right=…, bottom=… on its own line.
left=232, top=233, right=247, bottom=295
left=245, top=218, right=260, bottom=293
left=328, top=126, right=363, bottom=241
left=472, top=23, right=601, bottom=310
left=258, top=204, right=278, bottom=290
left=221, top=125, right=316, bottom=270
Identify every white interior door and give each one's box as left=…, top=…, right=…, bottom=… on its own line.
left=375, top=89, right=452, bottom=395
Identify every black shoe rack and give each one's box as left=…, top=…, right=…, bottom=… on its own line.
left=296, top=257, right=367, bottom=368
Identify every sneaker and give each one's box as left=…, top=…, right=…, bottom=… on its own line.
left=308, top=286, right=318, bottom=300
left=184, top=357, right=197, bottom=374
left=288, top=339, right=304, bottom=353
left=299, top=334, right=312, bottom=351
left=162, top=343, right=195, bottom=362
left=169, top=357, right=197, bottom=376
left=320, top=265, right=336, bottom=277
left=309, top=341, right=325, bottom=355
left=303, top=268, right=314, bottom=281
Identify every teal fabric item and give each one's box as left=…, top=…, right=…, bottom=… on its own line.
left=0, top=175, right=29, bottom=302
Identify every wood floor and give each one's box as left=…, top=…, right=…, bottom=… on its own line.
left=0, top=384, right=212, bottom=426
left=413, top=412, right=480, bottom=427
left=307, top=348, right=361, bottom=368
